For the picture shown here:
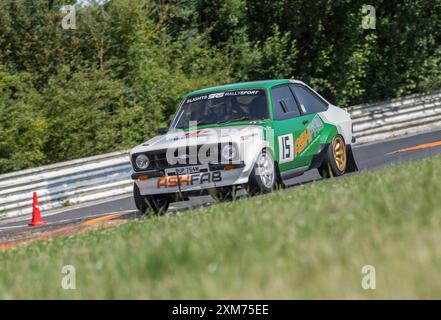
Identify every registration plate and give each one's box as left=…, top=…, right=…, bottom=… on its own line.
left=165, top=165, right=209, bottom=176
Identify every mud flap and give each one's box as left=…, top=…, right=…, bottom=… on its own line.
left=346, top=145, right=359, bottom=172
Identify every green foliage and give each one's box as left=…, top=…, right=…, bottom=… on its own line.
left=0, top=68, right=47, bottom=172
left=42, top=66, right=135, bottom=162
left=128, top=30, right=232, bottom=124
left=227, top=26, right=298, bottom=81
left=0, top=0, right=440, bottom=173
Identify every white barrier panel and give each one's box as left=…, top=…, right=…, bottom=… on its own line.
left=349, top=91, right=441, bottom=143
left=1, top=91, right=441, bottom=218
left=0, top=151, right=132, bottom=218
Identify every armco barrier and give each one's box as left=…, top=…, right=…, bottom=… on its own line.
left=0, top=150, right=132, bottom=218
left=1, top=91, right=441, bottom=219
left=350, top=91, right=441, bottom=143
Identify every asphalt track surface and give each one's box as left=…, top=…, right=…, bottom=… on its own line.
left=1, top=130, right=441, bottom=234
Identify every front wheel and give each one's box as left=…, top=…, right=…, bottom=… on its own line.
left=134, top=183, right=148, bottom=213
left=209, top=187, right=236, bottom=202
left=246, top=149, right=277, bottom=195
left=133, top=183, right=170, bottom=215
left=318, top=135, right=347, bottom=178
left=145, top=194, right=170, bottom=214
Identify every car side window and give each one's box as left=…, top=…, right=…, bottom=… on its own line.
left=271, top=86, right=301, bottom=120
left=290, top=85, right=328, bottom=114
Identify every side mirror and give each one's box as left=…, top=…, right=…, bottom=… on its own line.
left=157, top=127, right=168, bottom=135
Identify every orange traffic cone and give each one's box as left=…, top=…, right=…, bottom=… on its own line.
left=28, top=192, right=46, bottom=227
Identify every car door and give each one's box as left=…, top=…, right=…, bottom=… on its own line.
left=289, top=84, right=329, bottom=166
left=271, top=85, right=312, bottom=173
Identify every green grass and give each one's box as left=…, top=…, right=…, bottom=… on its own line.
left=1, top=156, right=441, bottom=299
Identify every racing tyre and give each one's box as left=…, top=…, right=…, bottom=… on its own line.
left=345, top=145, right=359, bottom=173
left=145, top=194, right=170, bottom=214
left=133, top=183, right=170, bottom=214
left=318, top=135, right=347, bottom=178
left=133, top=183, right=148, bottom=214
left=246, top=149, right=277, bottom=195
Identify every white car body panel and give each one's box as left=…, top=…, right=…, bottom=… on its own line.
left=320, top=105, right=353, bottom=144
left=130, top=125, right=269, bottom=196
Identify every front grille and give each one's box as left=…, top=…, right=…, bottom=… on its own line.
left=132, top=143, right=238, bottom=171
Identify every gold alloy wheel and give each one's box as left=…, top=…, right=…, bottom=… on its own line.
left=332, top=136, right=347, bottom=172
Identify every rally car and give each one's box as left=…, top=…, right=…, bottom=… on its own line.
left=130, top=79, right=358, bottom=214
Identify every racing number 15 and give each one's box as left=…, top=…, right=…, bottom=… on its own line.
left=278, top=133, right=294, bottom=164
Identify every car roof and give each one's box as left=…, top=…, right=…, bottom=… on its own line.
left=187, top=79, right=304, bottom=96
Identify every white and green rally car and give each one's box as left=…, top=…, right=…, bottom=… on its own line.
left=130, top=79, right=358, bottom=213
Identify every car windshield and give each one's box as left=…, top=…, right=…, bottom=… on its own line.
left=170, top=89, right=269, bottom=130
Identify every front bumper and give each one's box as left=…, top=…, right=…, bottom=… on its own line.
left=132, top=163, right=248, bottom=196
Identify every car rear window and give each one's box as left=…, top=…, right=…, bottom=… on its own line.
left=291, top=85, right=328, bottom=114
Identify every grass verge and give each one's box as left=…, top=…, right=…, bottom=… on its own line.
left=1, top=156, right=441, bottom=299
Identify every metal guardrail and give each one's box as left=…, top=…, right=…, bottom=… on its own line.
left=349, top=91, right=441, bottom=143
left=1, top=91, right=441, bottom=218
left=0, top=151, right=132, bottom=218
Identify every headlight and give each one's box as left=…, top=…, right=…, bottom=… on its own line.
left=221, top=144, right=237, bottom=161
left=135, top=154, right=150, bottom=170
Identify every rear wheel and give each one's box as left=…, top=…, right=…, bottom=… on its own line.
left=318, top=135, right=347, bottom=178
left=133, top=183, right=170, bottom=214
left=346, top=144, right=359, bottom=173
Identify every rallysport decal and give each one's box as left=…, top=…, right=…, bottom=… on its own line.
left=185, top=90, right=261, bottom=104
left=294, top=115, right=324, bottom=157
left=157, top=171, right=222, bottom=189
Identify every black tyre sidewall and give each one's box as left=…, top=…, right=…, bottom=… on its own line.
left=146, top=194, right=170, bottom=214
left=133, top=183, right=148, bottom=214
left=210, top=187, right=236, bottom=202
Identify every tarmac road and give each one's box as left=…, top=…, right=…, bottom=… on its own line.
left=1, top=130, right=441, bottom=234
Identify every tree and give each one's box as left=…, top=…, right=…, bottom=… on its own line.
left=0, top=68, right=46, bottom=172
left=42, top=66, right=133, bottom=162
